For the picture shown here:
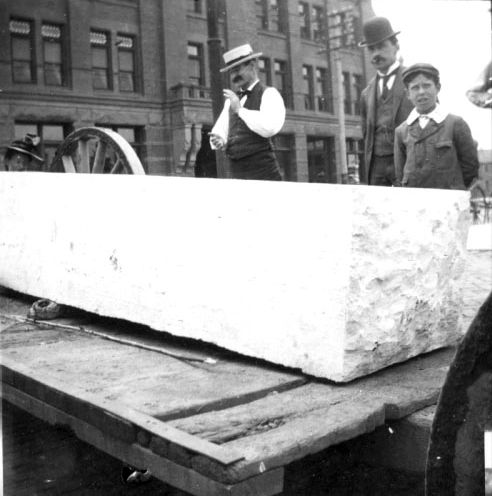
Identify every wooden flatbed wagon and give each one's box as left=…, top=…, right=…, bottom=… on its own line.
left=1, top=250, right=489, bottom=495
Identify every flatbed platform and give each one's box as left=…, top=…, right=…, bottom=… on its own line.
left=1, top=250, right=490, bottom=495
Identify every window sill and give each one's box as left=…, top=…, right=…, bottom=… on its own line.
left=257, top=29, right=287, bottom=40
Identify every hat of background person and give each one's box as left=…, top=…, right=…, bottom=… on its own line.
left=402, top=63, right=440, bottom=85
left=358, top=16, right=400, bottom=47
left=5, top=133, right=44, bottom=162
left=220, top=43, right=262, bottom=73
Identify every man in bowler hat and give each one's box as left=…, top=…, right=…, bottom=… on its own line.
left=209, top=43, right=285, bottom=180
left=359, top=17, right=413, bottom=186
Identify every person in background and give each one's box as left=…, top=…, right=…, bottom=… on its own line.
left=3, top=134, right=44, bottom=171
left=209, top=43, right=285, bottom=180
left=359, top=17, right=413, bottom=186
left=394, top=63, right=479, bottom=189
left=195, top=126, right=217, bottom=178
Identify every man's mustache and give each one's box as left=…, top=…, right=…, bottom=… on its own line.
left=372, top=56, right=384, bottom=64
left=232, top=75, right=242, bottom=83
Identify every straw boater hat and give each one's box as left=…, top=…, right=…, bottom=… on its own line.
left=5, top=133, right=44, bottom=162
left=220, top=43, right=262, bottom=73
left=358, top=17, right=400, bottom=47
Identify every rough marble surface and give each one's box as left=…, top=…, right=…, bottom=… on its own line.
left=0, top=173, right=471, bottom=381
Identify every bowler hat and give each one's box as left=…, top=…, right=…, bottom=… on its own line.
left=402, top=63, right=440, bottom=85
left=5, top=133, right=44, bottom=162
left=220, top=43, right=262, bottom=73
left=358, top=17, right=400, bottom=47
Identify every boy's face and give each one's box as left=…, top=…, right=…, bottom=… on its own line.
left=407, top=74, right=440, bottom=114
left=6, top=152, right=32, bottom=171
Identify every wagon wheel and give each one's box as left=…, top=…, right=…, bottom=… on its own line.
left=50, top=127, right=145, bottom=174
left=425, top=291, right=492, bottom=495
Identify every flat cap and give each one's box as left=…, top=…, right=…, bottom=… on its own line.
left=402, top=63, right=440, bottom=84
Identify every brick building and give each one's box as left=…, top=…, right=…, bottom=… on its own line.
left=0, top=0, right=375, bottom=182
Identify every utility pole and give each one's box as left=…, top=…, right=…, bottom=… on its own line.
left=206, top=0, right=228, bottom=178
left=326, top=7, right=356, bottom=185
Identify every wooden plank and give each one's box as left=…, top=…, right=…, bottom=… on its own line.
left=0, top=357, right=244, bottom=466
left=0, top=310, right=307, bottom=420
left=1, top=384, right=284, bottom=496
left=169, top=348, right=454, bottom=484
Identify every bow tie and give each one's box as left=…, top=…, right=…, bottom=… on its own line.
left=237, top=89, right=251, bottom=98
left=418, top=114, right=430, bottom=128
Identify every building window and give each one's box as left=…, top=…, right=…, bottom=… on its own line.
left=302, top=65, right=314, bottom=110
left=187, top=42, right=204, bottom=87
left=10, top=18, right=35, bottom=83
left=307, top=136, right=336, bottom=183
left=343, top=71, right=352, bottom=115
left=258, top=57, right=271, bottom=86
left=14, top=122, right=72, bottom=171
left=256, top=0, right=286, bottom=32
left=42, top=23, right=65, bottom=86
left=269, top=0, right=285, bottom=33
left=315, top=67, right=331, bottom=112
left=299, top=2, right=310, bottom=39
left=352, top=74, right=363, bottom=115
left=117, top=34, right=136, bottom=92
left=187, top=0, right=202, bottom=14
left=274, top=59, right=290, bottom=108
left=273, top=134, right=295, bottom=181
left=91, top=30, right=111, bottom=90
left=312, top=5, right=325, bottom=43
left=256, top=0, right=268, bottom=30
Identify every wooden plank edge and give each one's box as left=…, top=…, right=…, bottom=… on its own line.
left=1, top=384, right=284, bottom=496
left=156, top=377, right=309, bottom=422
left=0, top=357, right=244, bottom=466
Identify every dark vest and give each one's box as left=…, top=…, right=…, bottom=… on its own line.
left=374, top=86, right=395, bottom=157
left=226, top=82, right=273, bottom=160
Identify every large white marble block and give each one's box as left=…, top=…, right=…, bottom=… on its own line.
left=0, top=173, right=470, bottom=381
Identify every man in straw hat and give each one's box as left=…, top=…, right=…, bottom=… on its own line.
left=359, top=17, right=413, bottom=186
left=209, top=43, right=285, bottom=180
left=3, top=133, right=44, bottom=171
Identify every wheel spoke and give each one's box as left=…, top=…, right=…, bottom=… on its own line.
left=78, top=139, right=90, bottom=173
left=109, top=158, right=123, bottom=174
left=61, top=155, right=76, bottom=173
left=92, top=141, right=108, bottom=173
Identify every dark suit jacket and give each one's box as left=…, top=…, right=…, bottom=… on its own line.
left=360, top=66, right=413, bottom=184
left=394, top=113, right=479, bottom=189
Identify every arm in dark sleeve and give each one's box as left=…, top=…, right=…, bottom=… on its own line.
left=360, top=90, right=368, bottom=140
left=453, top=117, right=479, bottom=188
left=394, top=125, right=406, bottom=187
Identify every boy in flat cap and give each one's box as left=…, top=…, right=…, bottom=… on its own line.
left=3, top=134, right=44, bottom=171
left=209, top=43, right=285, bottom=180
left=394, top=63, right=479, bottom=189
left=359, top=17, right=413, bottom=186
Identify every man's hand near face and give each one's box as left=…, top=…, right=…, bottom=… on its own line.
left=223, top=89, right=241, bottom=114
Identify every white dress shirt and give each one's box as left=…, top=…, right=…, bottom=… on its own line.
left=377, top=60, right=400, bottom=95
left=406, top=104, right=448, bottom=128
left=210, top=79, right=286, bottom=149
